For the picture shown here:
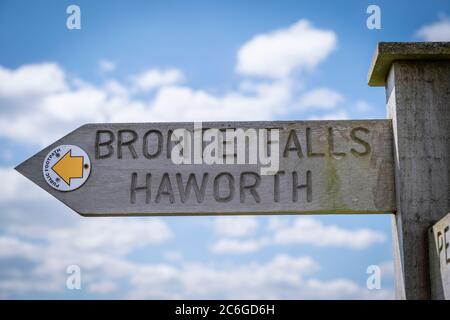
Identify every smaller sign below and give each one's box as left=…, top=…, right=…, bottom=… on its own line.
left=42, top=144, right=91, bottom=192
left=429, top=212, right=450, bottom=299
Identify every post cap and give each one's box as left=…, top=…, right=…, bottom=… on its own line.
left=368, top=42, right=450, bottom=86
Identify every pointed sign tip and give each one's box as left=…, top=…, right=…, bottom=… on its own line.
left=14, top=157, right=35, bottom=182
left=14, top=161, right=24, bottom=175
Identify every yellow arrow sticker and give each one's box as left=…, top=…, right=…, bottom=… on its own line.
left=52, top=150, right=84, bottom=185
left=42, top=145, right=91, bottom=192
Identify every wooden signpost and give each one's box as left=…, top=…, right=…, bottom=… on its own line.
left=16, top=120, right=394, bottom=216
left=368, top=42, right=450, bottom=300
left=15, top=42, right=450, bottom=299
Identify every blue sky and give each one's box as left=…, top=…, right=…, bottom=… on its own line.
left=0, top=0, right=449, bottom=299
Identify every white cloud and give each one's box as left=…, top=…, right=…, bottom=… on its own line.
left=0, top=213, right=392, bottom=299
left=99, top=59, right=116, bottom=72
left=416, top=16, right=450, bottom=41
left=0, top=64, right=124, bottom=145
left=0, top=216, right=174, bottom=297
left=210, top=217, right=386, bottom=254
left=0, top=167, right=44, bottom=202
left=0, top=20, right=340, bottom=146
left=354, top=100, right=373, bottom=113
left=298, top=88, right=344, bottom=110
left=8, top=218, right=173, bottom=255
left=0, top=204, right=392, bottom=299
left=302, top=278, right=391, bottom=299
left=267, top=217, right=290, bottom=231
left=1, top=149, right=13, bottom=162
left=128, top=254, right=392, bottom=299
left=148, top=80, right=292, bottom=121
left=379, top=260, right=394, bottom=279
left=87, top=280, right=118, bottom=294
left=0, top=236, right=43, bottom=260
left=2, top=226, right=392, bottom=299
left=213, top=217, right=259, bottom=237
left=128, top=254, right=320, bottom=299
left=0, top=64, right=293, bottom=146
left=236, top=19, right=337, bottom=78
left=272, top=218, right=386, bottom=250
left=308, top=110, right=349, bottom=120
left=163, top=250, right=184, bottom=262
left=103, top=80, right=128, bottom=97
left=132, top=68, right=184, bottom=91
left=0, top=63, right=66, bottom=98
left=210, top=238, right=267, bottom=254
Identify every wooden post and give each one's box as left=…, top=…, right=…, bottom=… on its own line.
left=368, top=42, right=450, bottom=299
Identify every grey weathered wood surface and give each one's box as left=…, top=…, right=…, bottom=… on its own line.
left=369, top=42, right=450, bottom=300
left=16, top=120, right=395, bottom=216
left=368, top=42, right=450, bottom=86
left=388, top=61, right=450, bottom=300
left=429, top=213, right=450, bottom=300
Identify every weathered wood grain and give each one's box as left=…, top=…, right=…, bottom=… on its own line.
left=15, top=120, right=395, bottom=216
left=386, top=60, right=450, bottom=299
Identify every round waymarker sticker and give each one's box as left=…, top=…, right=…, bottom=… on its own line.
left=42, top=145, right=91, bottom=192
